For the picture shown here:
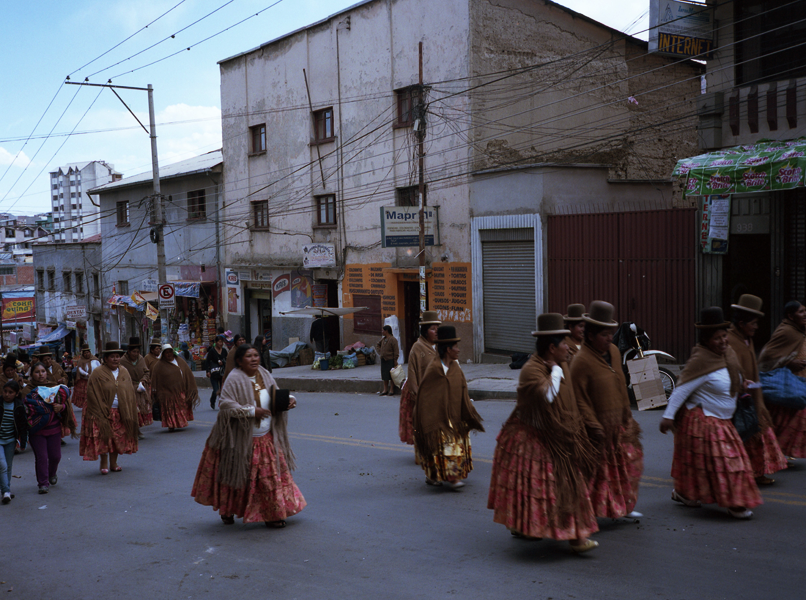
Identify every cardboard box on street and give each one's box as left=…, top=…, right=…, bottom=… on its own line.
left=628, top=355, right=668, bottom=411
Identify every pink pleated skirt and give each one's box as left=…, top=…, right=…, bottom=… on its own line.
left=79, top=408, right=139, bottom=461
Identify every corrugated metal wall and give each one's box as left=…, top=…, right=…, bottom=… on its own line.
left=547, top=208, right=697, bottom=361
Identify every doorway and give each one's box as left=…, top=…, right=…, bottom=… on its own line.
left=319, top=279, right=340, bottom=355
left=403, top=281, right=421, bottom=360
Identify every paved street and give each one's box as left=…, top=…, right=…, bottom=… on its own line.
left=3, top=389, right=803, bottom=600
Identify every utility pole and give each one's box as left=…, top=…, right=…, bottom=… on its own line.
left=417, top=42, right=427, bottom=319
left=65, top=80, right=167, bottom=343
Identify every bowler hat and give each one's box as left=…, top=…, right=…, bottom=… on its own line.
left=127, top=336, right=142, bottom=349
left=731, top=294, right=764, bottom=317
left=149, top=337, right=161, bottom=348
left=563, top=304, right=586, bottom=322
left=32, top=349, right=53, bottom=358
left=420, top=310, right=442, bottom=326
left=80, top=344, right=91, bottom=352
left=695, top=306, right=730, bottom=329
left=101, top=341, right=125, bottom=355
left=582, top=301, right=618, bottom=327
left=436, top=325, right=460, bottom=344
left=532, top=313, right=571, bottom=336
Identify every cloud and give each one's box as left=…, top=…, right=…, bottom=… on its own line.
left=0, top=147, right=31, bottom=168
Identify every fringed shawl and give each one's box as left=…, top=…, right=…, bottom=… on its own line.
left=413, top=356, right=484, bottom=460
left=75, top=356, right=97, bottom=378
left=570, top=342, right=638, bottom=448
left=222, top=349, right=237, bottom=382
left=120, top=354, right=151, bottom=415
left=144, top=353, right=159, bottom=372
left=85, top=365, right=140, bottom=443
left=515, top=355, right=598, bottom=520
left=405, top=336, right=436, bottom=403
left=679, top=344, right=742, bottom=397
left=204, top=366, right=296, bottom=490
left=758, top=318, right=806, bottom=372
left=727, top=326, right=772, bottom=430
left=151, top=356, right=200, bottom=411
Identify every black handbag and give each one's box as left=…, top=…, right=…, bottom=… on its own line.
left=152, top=400, right=161, bottom=422
left=732, top=393, right=760, bottom=442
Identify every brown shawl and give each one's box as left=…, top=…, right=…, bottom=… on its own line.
left=679, top=344, right=742, bottom=398
left=406, top=336, right=436, bottom=403
left=758, top=318, right=806, bottom=372
left=46, top=362, right=66, bottom=385
left=204, top=366, right=295, bottom=489
left=144, top=352, right=159, bottom=373
left=570, top=342, right=639, bottom=449
left=120, top=354, right=152, bottom=415
left=413, top=356, right=484, bottom=459
left=75, top=355, right=96, bottom=379
left=150, top=355, right=200, bottom=413
left=564, top=336, right=582, bottom=364
left=515, top=355, right=598, bottom=519
left=84, top=365, right=140, bottom=443
left=727, top=326, right=772, bottom=430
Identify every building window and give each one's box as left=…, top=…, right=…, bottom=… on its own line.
left=24, top=229, right=32, bottom=238
left=63, top=272, right=72, bottom=292
left=47, top=271, right=55, bottom=292
left=75, top=272, right=84, bottom=294
left=37, top=270, right=45, bottom=291
left=4, top=228, right=13, bottom=238
left=396, top=86, right=422, bottom=127
left=116, top=201, right=130, bottom=226
left=312, top=108, right=334, bottom=143
left=315, top=194, right=337, bottom=227
left=0, top=266, right=14, bottom=276
left=187, top=189, right=206, bottom=220
left=118, top=280, right=129, bottom=295
left=250, top=124, right=266, bottom=154
left=396, top=185, right=425, bottom=207
left=252, top=200, right=269, bottom=230
left=92, top=273, right=100, bottom=298
left=71, top=204, right=77, bottom=211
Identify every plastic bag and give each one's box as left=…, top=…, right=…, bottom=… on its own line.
left=343, top=352, right=357, bottom=369
left=760, top=368, right=806, bottom=410
left=390, top=364, right=406, bottom=388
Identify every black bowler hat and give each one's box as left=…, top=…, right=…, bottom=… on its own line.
left=695, top=306, right=730, bottom=329
left=436, top=325, right=460, bottom=344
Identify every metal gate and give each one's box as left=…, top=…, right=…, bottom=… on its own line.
left=481, top=229, right=536, bottom=354
left=547, top=209, right=697, bottom=361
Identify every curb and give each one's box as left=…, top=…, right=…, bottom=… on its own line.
left=272, top=376, right=516, bottom=400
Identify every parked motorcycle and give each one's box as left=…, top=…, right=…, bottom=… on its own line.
left=612, top=322, right=677, bottom=400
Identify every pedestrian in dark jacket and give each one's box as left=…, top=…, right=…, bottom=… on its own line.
left=204, top=336, right=228, bottom=410
left=375, top=325, right=400, bottom=396
left=1, top=380, right=28, bottom=503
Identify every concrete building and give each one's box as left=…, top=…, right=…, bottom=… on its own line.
left=218, top=0, right=703, bottom=360
left=89, top=150, right=223, bottom=355
left=49, top=161, right=121, bottom=243
left=33, top=236, right=103, bottom=353
left=671, top=0, right=806, bottom=343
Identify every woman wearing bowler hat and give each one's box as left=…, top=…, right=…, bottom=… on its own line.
left=73, top=344, right=99, bottom=410
left=488, top=314, right=599, bottom=553
left=727, top=295, right=787, bottom=485
left=563, top=304, right=586, bottom=364
left=570, top=301, right=644, bottom=519
left=120, top=337, right=153, bottom=432
left=660, top=307, right=761, bottom=519
left=399, top=311, right=441, bottom=447
left=413, top=325, right=484, bottom=489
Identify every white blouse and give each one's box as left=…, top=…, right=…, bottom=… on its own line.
left=662, top=368, right=737, bottom=421
left=248, top=375, right=271, bottom=438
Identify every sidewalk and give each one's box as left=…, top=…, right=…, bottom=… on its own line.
left=194, top=361, right=683, bottom=400
left=194, top=361, right=522, bottom=399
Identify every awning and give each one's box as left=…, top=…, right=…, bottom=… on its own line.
left=38, top=324, right=70, bottom=343
left=672, top=137, right=806, bottom=196
left=173, top=282, right=201, bottom=298
left=280, top=306, right=368, bottom=317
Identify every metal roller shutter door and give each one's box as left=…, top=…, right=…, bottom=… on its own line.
left=482, top=240, right=536, bottom=354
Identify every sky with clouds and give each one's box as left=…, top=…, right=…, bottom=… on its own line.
left=0, top=0, right=650, bottom=216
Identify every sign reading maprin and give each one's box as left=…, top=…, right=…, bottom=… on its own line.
left=2, top=297, right=35, bottom=323
left=380, top=206, right=440, bottom=248
left=649, top=0, right=714, bottom=58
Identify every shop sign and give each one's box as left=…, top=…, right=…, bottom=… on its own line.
left=247, top=281, right=274, bottom=290
left=302, top=243, right=337, bottom=268
left=66, top=305, right=87, bottom=320
left=142, top=279, right=158, bottom=292
left=312, top=284, right=328, bottom=308
left=252, top=270, right=272, bottom=282
left=225, top=268, right=241, bottom=315
left=66, top=321, right=77, bottom=330
left=649, top=0, right=714, bottom=59
left=272, top=274, right=291, bottom=298
left=380, top=206, right=440, bottom=248
left=700, top=195, right=730, bottom=255
left=2, top=296, right=35, bottom=323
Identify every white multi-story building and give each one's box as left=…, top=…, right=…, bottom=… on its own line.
left=49, top=161, right=122, bottom=242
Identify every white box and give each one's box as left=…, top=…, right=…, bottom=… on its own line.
left=627, top=355, right=668, bottom=411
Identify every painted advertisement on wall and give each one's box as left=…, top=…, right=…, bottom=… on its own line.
left=225, top=268, right=241, bottom=315
left=2, top=296, right=35, bottom=324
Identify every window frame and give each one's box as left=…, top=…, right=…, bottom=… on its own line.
left=314, top=194, right=337, bottom=228
left=75, top=271, right=84, bottom=295
left=116, top=200, right=130, bottom=227
left=47, top=270, right=55, bottom=292
left=118, top=280, right=129, bottom=296
left=249, top=123, right=267, bottom=155
left=312, top=107, right=335, bottom=144
left=395, top=86, right=422, bottom=128
left=36, top=270, right=45, bottom=291
left=187, top=189, right=207, bottom=221
left=0, top=266, right=15, bottom=276
left=63, top=271, right=72, bottom=293
left=92, top=273, right=100, bottom=298
left=252, top=200, right=270, bottom=230
left=396, top=185, right=425, bottom=207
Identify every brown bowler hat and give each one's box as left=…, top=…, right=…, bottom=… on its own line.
left=532, top=313, right=571, bottom=337
left=582, top=301, right=618, bottom=327
left=695, top=306, right=730, bottom=329
left=563, top=304, right=586, bottom=322
left=420, top=310, right=442, bottom=326
left=436, top=325, right=460, bottom=344
left=101, top=341, right=125, bottom=355
left=149, top=336, right=161, bottom=348
left=731, top=294, right=764, bottom=317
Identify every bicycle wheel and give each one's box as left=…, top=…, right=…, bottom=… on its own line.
left=659, top=367, right=677, bottom=399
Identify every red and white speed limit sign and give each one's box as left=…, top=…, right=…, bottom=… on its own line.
left=158, top=283, right=175, bottom=308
